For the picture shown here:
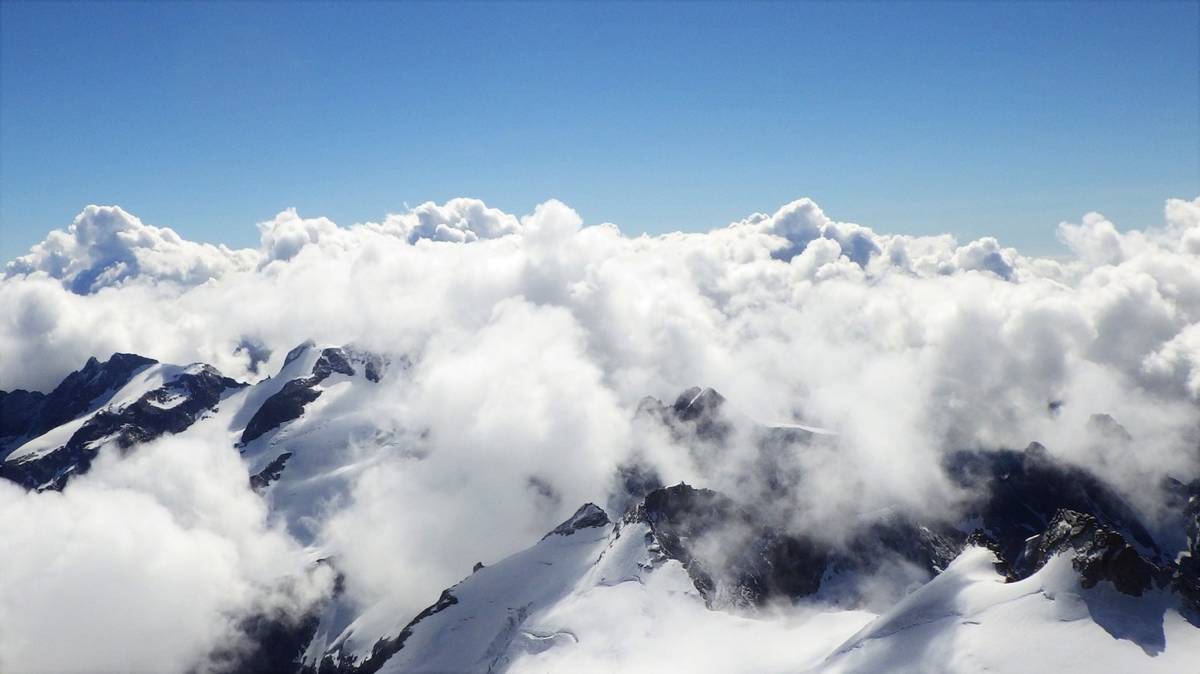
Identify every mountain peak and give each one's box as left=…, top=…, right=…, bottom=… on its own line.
left=671, top=386, right=726, bottom=421
left=545, top=503, right=611, bottom=538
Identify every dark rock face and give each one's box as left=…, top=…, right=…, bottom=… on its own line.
left=242, top=379, right=324, bottom=445
left=1184, top=489, right=1199, bottom=567
left=630, top=388, right=1194, bottom=609
left=0, top=353, right=157, bottom=456
left=670, top=387, right=731, bottom=442
left=212, top=610, right=322, bottom=674
left=251, top=452, right=294, bottom=491
left=634, top=387, right=734, bottom=445
left=0, top=364, right=244, bottom=490
left=1167, top=484, right=1200, bottom=613
left=942, top=447, right=1200, bottom=604
left=630, top=483, right=960, bottom=609
left=633, top=387, right=820, bottom=507
left=85, top=365, right=245, bottom=448
left=240, top=346, right=385, bottom=445
left=360, top=358, right=386, bottom=384
left=0, top=390, right=46, bottom=452
left=312, top=349, right=356, bottom=380
left=545, top=503, right=610, bottom=538
left=965, top=529, right=1016, bottom=579
left=945, top=443, right=1159, bottom=565
left=1017, top=509, right=1159, bottom=596
left=840, top=513, right=963, bottom=577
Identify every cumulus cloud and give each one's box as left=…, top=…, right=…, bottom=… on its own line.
left=2, top=193, right=1200, bottom=654
left=320, top=295, right=629, bottom=617
left=373, top=197, right=522, bottom=243
left=739, top=197, right=881, bottom=266
left=4, top=198, right=525, bottom=296
left=5, top=205, right=257, bottom=294
left=1058, top=212, right=1127, bottom=267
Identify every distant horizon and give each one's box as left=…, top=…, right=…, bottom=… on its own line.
left=5, top=191, right=1196, bottom=266
left=3, top=1, right=1197, bottom=260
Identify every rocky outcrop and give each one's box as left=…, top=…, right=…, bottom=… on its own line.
left=242, top=379, right=324, bottom=445
left=0, top=353, right=157, bottom=456
left=1168, top=483, right=1200, bottom=613
left=0, top=390, right=47, bottom=452
left=544, top=503, right=610, bottom=538
left=251, top=452, right=294, bottom=491
left=635, top=386, right=732, bottom=445
left=628, top=483, right=961, bottom=609
left=212, top=610, right=323, bottom=674
left=1016, top=509, right=1160, bottom=596
left=945, top=443, right=1160, bottom=565
left=1, top=364, right=244, bottom=490
left=965, top=529, right=1016, bottom=579
left=241, top=346, right=386, bottom=445
left=671, top=387, right=730, bottom=441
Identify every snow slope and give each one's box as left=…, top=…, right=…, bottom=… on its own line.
left=4, top=362, right=185, bottom=462
left=4, top=349, right=1198, bottom=674
left=818, top=547, right=1200, bottom=674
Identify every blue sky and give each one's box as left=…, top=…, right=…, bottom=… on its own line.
left=1, top=1, right=1196, bottom=260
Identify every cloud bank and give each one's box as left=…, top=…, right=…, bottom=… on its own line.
left=2, top=194, right=1199, bottom=668
left=0, top=430, right=333, bottom=673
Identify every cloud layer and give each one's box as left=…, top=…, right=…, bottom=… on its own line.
left=0, top=431, right=332, bottom=673
left=2, top=194, right=1199, bottom=668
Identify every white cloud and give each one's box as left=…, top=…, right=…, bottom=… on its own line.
left=376, top=197, right=522, bottom=243
left=2, top=193, right=1200, bottom=665
left=0, top=430, right=332, bottom=674
left=1058, top=212, right=1127, bottom=267
left=5, top=205, right=257, bottom=294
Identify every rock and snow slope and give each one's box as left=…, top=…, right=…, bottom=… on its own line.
left=820, top=547, right=1200, bottom=674
left=2, top=346, right=1198, bottom=673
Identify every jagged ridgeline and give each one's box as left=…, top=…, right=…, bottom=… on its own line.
left=1, top=348, right=1198, bottom=673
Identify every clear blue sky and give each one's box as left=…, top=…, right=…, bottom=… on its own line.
left=1, top=1, right=1197, bottom=260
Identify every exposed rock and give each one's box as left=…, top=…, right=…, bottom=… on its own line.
left=1172, top=489, right=1200, bottom=613
left=240, top=346, right=387, bottom=445
left=1016, top=509, right=1159, bottom=596
left=965, top=529, right=1016, bottom=579
left=213, top=610, right=322, bottom=674
left=629, top=483, right=960, bottom=609
left=945, top=443, right=1160, bottom=565
left=544, top=503, right=610, bottom=538
left=0, top=389, right=46, bottom=451
left=0, top=353, right=157, bottom=456
left=312, top=349, right=355, bottom=380
left=314, top=590, right=460, bottom=674
left=670, top=387, right=731, bottom=442
left=242, top=379, right=324, bottom=445
left=1, top=364, right=244, bottom=490
left=251, top=452, right=294, bottom=491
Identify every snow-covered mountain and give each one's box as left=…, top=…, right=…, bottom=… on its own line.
left=2, top=346, right=1198, bottom=673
